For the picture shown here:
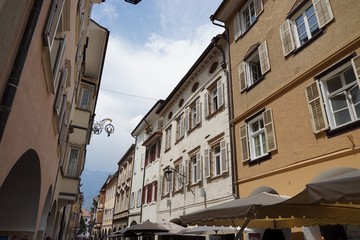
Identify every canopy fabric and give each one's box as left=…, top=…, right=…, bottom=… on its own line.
left=113, top=220, right=169, bottom=237
left=179, top=192, right=360, bottom=229
left=284, top=168, right=360, bottom=204
left=180, top=225, right=250, bottom=235
left=153, top=219, right=185, bottom=234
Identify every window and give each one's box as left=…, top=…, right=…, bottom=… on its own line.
left=145, top=141, right=160, bottom=167
left=165, top=126, right=172, bottom=150
left=240, top=109, right=277, bottom=162
left=305, top=56, right=360, bottom=133
left=136, top=189, right=142, bottom=207
left=280, top=0, right=334, bottom=56
left=176, top=113, right=185, bottom=141
left=79, top=84, right=94, bottom=110
left=186, top=153, right=201, bottom=185
left=239, top=41, right=270, bottom=91
left=233, top=0, right=263, bottom=40
left=204, top=140, right=228, bottom=179
left=143, top=181, right=157, bottom=204
left=204, top=80, right=224, bottom=117
left=185, top=99, right=201, bottom=131
left=162, top=175, right=171, bottom=197
left=129, top=192, right=135, bottom=208
left=173, top=161, right=184, bottom=192
left=66, top=147, right=81, bottom=177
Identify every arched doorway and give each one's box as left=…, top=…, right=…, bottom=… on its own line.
left=0, top=149, right=41, bottom=233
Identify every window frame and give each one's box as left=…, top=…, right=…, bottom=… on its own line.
left=65, top=147, right=82, bottom=177
left=165, top=126, right=172, bottom=151
left=239, top=41, right=270, bottom=92
left=279, top=0, right=334, bottom=56
left=186, top=151, right=201, bottom=186
left=306, top=56, right=360, bottom=133
left=78, top=83, right=95, bottom=111
left=176, top=113, right=185, bottom=142
left=240, top=109, right=277, bottom=162
left=204, top=139, right=228, bottom=179
left=204, top=79, right=224, bottom=118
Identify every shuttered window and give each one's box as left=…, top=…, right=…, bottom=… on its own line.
left=239, top=41, right=270, bottom=92
left=233, top=0, right=264, bottom=40
left=240, top=109, right=277, bottom=162
left=204, top=79, right=224, bottom=117
left=279, top=0, right=333, bottom=56
left=44, top=0, right=65, bottom=48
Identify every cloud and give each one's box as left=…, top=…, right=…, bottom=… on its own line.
left=86, top=0, right=222, bottom=172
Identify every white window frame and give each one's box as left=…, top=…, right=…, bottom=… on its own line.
left=279, top=0, right=334, bottom=56
left=240, top=109, right=277, bottom=162
left=233, top=0, right=264, bottom=40
left=176, top=113, right=185, bottom=141
left=187, top=153, right=201, bottom=185
left=136, top=189, right=142, bottom=207
left=307, top=57, right=360, bottom=131
left=165, top=126, right=172, bottom=150
left=66, top=147, right=81, bottom=177
left=79, top=84, right=94, bottom=110
left=204, top=79, right=224, bottom=117
left=248, top=114, right=267, bottom=159
left=239, top=41, right=270, bottom=92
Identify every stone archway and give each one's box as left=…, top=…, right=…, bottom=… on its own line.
left=0, top=149, right=41, bottom=233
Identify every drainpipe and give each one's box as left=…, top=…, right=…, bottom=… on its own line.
left=210, top=15, right=239, bottom=199
left=0, top=0, right=44, bottom=143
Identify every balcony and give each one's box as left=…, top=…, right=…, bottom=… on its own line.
left=143, top=120, right=163, bottom=147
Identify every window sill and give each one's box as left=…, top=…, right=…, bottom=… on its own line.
left=327, top=119, right=360, bottom=138
left=243, top=75, right=265, bottom=92
left=248, top=153, right=271, bottom=166
left=173, top=188, right=184, bottom=195
left=205, top=105, right=224, bottom=120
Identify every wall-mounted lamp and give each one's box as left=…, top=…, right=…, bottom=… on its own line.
left=92, top=118, right=115, bottom=137
left=163, top=166, right=194, bottom=195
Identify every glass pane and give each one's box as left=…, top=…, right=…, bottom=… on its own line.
left=306, top=5, right=319, bottom=34
left=344, top=67, right=356, bottom=85
left=326, top=75, right=342, bottom=93
left=252, top=121, right=259, bottom=132
left=330, top=94, right=347, bottom=111
left=261, top=133, right=267, bottom=153
left=254, top=135, right=261, bottom=157
left=334, top=109, right=351, bottom=126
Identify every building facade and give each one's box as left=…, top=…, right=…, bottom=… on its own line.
left=0, top=0, right=108, bottom=239
left=101, top=174, right=117, bottom=239
left=212, top=0, right=360, bottom=238
left=113, top=144, right=135, bottom=231
left=156, top=35, right=235, bottom=222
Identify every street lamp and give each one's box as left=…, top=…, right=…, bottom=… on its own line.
left=92, top=118, right=115, bottom=137
left=124, top=0, right=142, bottom=4
left=163, top=166, right=194, bottom=195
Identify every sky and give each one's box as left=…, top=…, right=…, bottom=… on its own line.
left=85, top=0, right=223, bottom=173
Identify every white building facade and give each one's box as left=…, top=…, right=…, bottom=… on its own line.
left=156, top=35, right=235, bottom=222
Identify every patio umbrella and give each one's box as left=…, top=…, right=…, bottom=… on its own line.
left=284, top=167, right=360, bottom=205
left=154, top=219, right=185, bottom=234
left=180, top=225, right=250, bottom=235
left=179, top=192, right=360, bottom=230
left=119, top=220, right=169, bottom=237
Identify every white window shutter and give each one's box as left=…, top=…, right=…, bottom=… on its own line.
left=254, top=0, right=264, bottom=17
left=279, top=20, right=295, bottom=57
left=239, top=62, right=248, bottom=92
left=351, top=56, right=360, bottom=88
left=220, top=140, right=228, bottom=173
left=196, top=153, right=201, bottom=182
left=204, top=92, right=209, bottom=117
left=54, top=67, right=68, bottom=115
left=258, top=41, right=271, bottom=75
left=217, top=80, right=224, bottom=107
left=196, top=99, right=201, bottom=124
left=184, top=107, right=189, bottom=131
left=262, top=109, right=277, bottom=152
left=204, top=149, right=211, bottom=178
left=179, top=163, right=184, bottom=188
left=53, top=38, right=67, bottom=84
left=312, top=0, right=334, bottom=28
left=233, top=12, right=242, bottom=40
left=305, top=81, right=329, bottom=133
left=180, top=115, right=185, bottom=138
left=240, top=124, right=250, bottom=162
left=44, top=0, right=65, bottom=48
left=185, top=159, right=190, bottom=186
left=140, top=153, right=145, bottom=169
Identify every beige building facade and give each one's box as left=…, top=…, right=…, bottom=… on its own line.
left=0, top=0, right=108, bottom=239
left=213, top=0, right=360, bottom=238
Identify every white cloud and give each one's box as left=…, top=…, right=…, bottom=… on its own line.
left=86, top=0, right=222, bottom=172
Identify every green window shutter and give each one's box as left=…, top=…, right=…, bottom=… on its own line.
left=240, top=124, right=250, bottom=162
left=263, top=108, right=277, bottom=152
left=305, top=81, right=329, bottom=133
left=239, top=62, right=247, bottom=92
left=312, top=0, right=334, bottom=28
left=258, top=41, right=271, bottom=75
left=279, top=20, right=295, bottom=56
left=351, top=56, right=360, bottom=88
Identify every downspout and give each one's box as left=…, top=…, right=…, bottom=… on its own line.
left=0, top=0, right=44, bottom=142
left=211, top=15, right=239, bottom=199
